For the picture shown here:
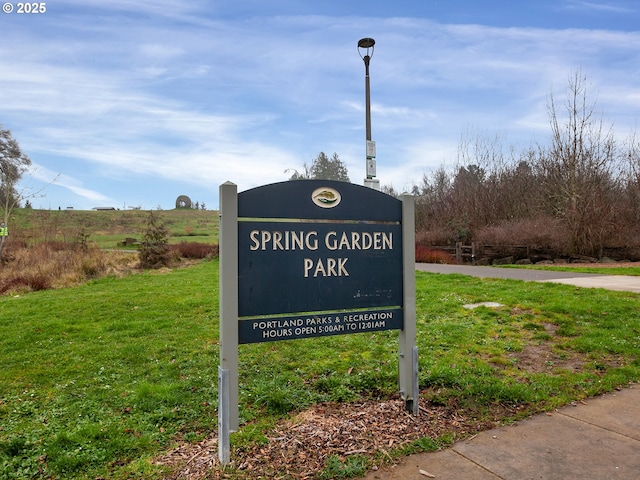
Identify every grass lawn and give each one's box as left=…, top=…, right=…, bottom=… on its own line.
left=501, top=263, right=640, bottom=276
left=1, top=261, right=639, bottom=479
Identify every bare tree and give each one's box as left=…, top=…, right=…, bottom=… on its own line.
left=414, top=166, right=453, bottom=233
left=536, top=71, right=619, bottom=255
left=446, top=132, right=518, bottom=241
left=618, top=131, right=640, bottom=232
left=0, top=125, right=32, bottom=258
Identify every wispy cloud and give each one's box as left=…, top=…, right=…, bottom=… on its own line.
left=564, top=0, right=634, bottom=14
left=3, top=2, right=640, bottom=209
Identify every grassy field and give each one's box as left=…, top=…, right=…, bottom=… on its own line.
left=1, top=259, right=639, bottom=479
left=503, top=263, right=640, bottom=276
left=8, top=208, right=219, bottom=248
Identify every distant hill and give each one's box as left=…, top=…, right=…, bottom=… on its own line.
left=9, top=208, right=219, bottom=248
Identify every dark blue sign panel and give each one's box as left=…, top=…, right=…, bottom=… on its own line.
left=238, top=179, right=401, bottom=221
left=238, top=221, right=402, bottom=316
left=237, top=180, right=404, bottom=344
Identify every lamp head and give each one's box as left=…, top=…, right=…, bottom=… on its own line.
left=357, top=37, right=375, bottom=59
left=358, top=38, right=375, bottom=49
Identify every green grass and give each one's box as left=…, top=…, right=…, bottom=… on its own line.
left=0, top=262, right=219, bottom=479
left=1, top=262, right=640, bottom=479
left=9, top=208, right=219, bottom=249
left=499, top=263, right=640, bottom=276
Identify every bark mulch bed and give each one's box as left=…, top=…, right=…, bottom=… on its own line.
left=156, top=395, right=524, bottom=479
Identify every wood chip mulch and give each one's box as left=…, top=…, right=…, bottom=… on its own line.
left=156, top=395, right=519, bottom=479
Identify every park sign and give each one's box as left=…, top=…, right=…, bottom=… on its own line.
left=218, top=180, right=418, bottom=464
left=237, top=180, right=404, bottom=343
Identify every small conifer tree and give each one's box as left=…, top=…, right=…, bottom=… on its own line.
left=139, top=211, right=171, bottom=268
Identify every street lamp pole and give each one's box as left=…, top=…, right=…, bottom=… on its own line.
left=358, top=37, right=379, bottom=190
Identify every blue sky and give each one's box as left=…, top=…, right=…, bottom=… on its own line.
left=2, top=0, right=639, bottom=210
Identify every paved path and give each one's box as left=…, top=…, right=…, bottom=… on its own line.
left=415, top=263, right=640, bottom=293
left=363, top=386, right=640, bottom=480
left=358, top=264, right=640, bottom=479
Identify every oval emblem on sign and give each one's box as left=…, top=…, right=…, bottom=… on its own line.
left=311, top=187, right=341, bottom=208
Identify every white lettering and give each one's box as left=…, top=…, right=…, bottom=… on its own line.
left=343, top=312, right=393, bottom=322
left=338, top=257, right=349, bottom=276
left=250, top=230, right=319, bottom=251
left=374, top=232, right=381, bottom=249
left=295, top=326, right=317, bottom=336
left=306, top=232, right=318, bottom=250
left=351, top=232, right=361, bottom=250
left=325, top=231, right=337, bottom=250
left=249, top=230, right=260, bottom=251
left=314, top=258, right=327, bottom=277
left=338, top=232, right=351, bottom=250
left=260, top=231, right=271, bottom=251
left=291, top=231, right=304, bottom=250
left=273, top=231, right=284, bottom=250
left=326, top=257, right=337, bottom=276
left=249, top=230, right=392, bottom=251
left=304, top=258, right=313, bottom=277
left=303, top=258, right=350, bottom=277
left=361, top=232, right=372, bottom=249
left=383, top=232, right=392, bottom=249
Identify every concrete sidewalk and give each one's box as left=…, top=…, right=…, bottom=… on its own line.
left=359, top=264, right=640, bottom=479
left=362, top=386, right=640, bottom=480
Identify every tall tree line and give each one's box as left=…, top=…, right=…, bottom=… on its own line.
left=414, top=72, right=640, bottom=257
